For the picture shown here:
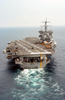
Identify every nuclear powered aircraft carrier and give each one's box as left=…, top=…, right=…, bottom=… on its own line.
left=3, top=20, right=56, bottom=69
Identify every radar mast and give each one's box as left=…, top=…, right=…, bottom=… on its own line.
left=42, top=18, right=50, bottom=32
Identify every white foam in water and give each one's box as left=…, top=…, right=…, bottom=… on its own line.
left=12, top=68, right=65, bottom=100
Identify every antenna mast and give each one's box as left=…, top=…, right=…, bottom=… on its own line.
left=42, top=18, right=50, bottom=32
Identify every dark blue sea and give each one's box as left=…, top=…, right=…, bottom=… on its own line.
left=0, top=26, right=65, bottom=100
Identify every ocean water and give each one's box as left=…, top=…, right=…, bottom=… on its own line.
left=0, top=26, right=65, bottom=100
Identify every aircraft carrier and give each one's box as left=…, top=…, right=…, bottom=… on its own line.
left=3, top=20, right=56, bottom=69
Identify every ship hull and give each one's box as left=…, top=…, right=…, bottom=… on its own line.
left=20, top=60, right=50, bottom=69
left=15, top=55, right=50, bottom=69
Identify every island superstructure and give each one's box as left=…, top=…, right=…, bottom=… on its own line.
left=3, top=20, right=56, bottom=69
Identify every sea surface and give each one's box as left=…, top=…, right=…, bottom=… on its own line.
left=0, top=26, right=65, bottom=100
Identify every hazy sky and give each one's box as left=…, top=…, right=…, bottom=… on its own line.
left=0, top=0, right=65, bottom=27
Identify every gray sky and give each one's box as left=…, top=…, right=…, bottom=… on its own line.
left=0, top=0, right=65, bottom=27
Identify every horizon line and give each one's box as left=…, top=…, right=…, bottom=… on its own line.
left=0, top=25, right=65, bottom=28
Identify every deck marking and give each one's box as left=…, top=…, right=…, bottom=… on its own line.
left=22, top=40, right=45, bottom=52
left=21, top=40, right=39, bottom=52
